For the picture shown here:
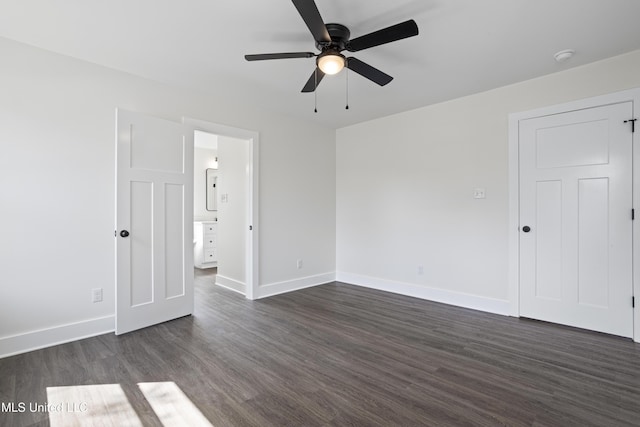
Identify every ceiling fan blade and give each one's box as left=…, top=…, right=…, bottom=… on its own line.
left=346, top=57, right=393, bottom=86
left=347, top=19, right=419, bottom=52
left=292, top=0, right=331, bottom=43
left=245, top=52, right=315, bottom=61
left=301, top=68, right=326, bottom=92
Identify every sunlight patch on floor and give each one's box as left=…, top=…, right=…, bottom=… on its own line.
left=138, top=381, right=213, bottom=426
left=46, top=384, right=142, bottom=427
left=45, top=382, right=213, bottom=426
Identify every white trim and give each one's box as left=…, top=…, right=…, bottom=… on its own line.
left=507, top=109, right=521, bottom=317
left=256, top=272, right=336, bottom=299
left=216, top=275, right=246, bottom=295
left=0, top=316, right=115, bottom=359
left=508, top=87, right=640, bottom=342
left=337, top=272, right=510, bottom=316
left=182, top=117, right=260, bottom=300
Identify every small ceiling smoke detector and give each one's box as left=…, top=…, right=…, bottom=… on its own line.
left=554, top=49, right=575, bottom=63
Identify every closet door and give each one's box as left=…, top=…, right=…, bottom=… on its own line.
left=519, top=102, right=633, bottom=337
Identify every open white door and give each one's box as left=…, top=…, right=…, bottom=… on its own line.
left=115, top=109, right=194, bottom=335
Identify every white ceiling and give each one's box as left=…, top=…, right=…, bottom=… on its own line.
left=2, top=0, right=640, bottom=129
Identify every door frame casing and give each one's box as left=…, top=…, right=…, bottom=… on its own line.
left=182, top=117, right=259, bottom=300
left=508, top=88, right=640, bottom=342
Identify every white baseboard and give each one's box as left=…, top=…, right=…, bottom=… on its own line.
left=336, top=272, right=510, bottom=316
left=257, top=272, right=336, bottom=299
left=216, top=275, right=246, bottom=295
left=0, top=315, right=115, bottom=359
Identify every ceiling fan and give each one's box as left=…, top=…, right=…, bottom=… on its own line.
left=244, top=0, right=419, bottom=93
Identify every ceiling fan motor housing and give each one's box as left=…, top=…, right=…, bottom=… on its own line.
left=316, top=23, right=350, bottom=51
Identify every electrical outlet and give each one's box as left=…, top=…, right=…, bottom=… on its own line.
left=92, top=288, right=103, bottom=303
left=296, top=259, right=303, bottom=269
left=417, top=265, right=424, bottom=275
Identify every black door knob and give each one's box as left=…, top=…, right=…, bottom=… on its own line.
left=120, top=230, right=130, bottom=238
left=522, top=226, right=531, bottom=233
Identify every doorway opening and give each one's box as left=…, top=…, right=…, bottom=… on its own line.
left=185, top=118, right=259, bottom=300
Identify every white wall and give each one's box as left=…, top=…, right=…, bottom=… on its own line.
left=257, top=123, right=337, bottom=297
left=0, top=37, right=336, bottom=357
left=194, top=147, right=218, bottom=222
left=216, top=135, right=249, bottom=291
left=336, top=49, right=640, bottom=314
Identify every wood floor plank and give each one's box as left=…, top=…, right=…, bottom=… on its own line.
left=2, top=270, right=640, bottom=426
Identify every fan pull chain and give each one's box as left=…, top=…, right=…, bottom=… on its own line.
left=314, top=68, right=318, bottom=113
left=345, top=67, right=349, bottom=110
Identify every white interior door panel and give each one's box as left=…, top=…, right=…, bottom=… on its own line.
left=519, top=102, right=633, bottom=337
left=116, top=109, right=194, bottom=335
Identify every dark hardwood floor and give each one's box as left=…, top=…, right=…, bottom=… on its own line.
left=2, top=268, right=640, bottom=426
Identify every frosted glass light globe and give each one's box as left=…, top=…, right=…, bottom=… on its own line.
left=318, top=53, right=345, bottom=75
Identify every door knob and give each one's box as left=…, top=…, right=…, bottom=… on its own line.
left=120, top=230, right=130, bottom=237
left=522, top=226, right=531, bottom=233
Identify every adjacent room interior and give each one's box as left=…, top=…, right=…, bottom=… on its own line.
left=1, top=0, right=640, bottom=425
left=193, top=129, right=252, bottom=296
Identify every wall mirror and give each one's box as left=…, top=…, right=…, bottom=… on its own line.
left=206, top=168, right=218, bottom=211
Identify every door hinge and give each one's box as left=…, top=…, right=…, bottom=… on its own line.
left=624, top=118, right=637, bottom=132
left=633, top=296, right=635, bottom=308
left=633, top=209, right=635, bottom=220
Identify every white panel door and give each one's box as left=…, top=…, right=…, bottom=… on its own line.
left=519, top=102, right=633, bottom=337
left=116, top=109, right=194, bottom=335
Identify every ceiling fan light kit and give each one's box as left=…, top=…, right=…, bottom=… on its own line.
left=244, top=0, right=419, bottom=109
left=317, top=50, right=345, bottom=75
